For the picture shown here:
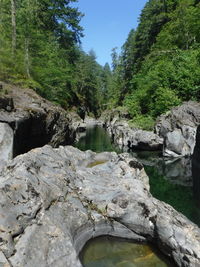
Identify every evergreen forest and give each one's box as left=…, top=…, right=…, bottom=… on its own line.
left=0, top=0, right=200, bottom=126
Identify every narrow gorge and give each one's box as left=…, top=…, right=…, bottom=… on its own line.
left=0, top=83, right=200, bottom=266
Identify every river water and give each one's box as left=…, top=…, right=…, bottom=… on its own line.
left=75, top=125, right=199, bottom=267
left=75, top=125, right=200, bottom=227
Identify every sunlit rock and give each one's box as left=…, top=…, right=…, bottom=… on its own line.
left=0, top=146, right=199, bottom=266
left=0, top=122, right=13, bottom=161
left=156, top=101, right=200, bottom=157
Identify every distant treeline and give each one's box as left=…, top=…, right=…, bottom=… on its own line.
left=1, top=0, right=200, bottom=123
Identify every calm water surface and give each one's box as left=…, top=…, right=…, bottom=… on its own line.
left=80, top=236, right=175, bottom=267
left=75, top=125, right=200, bottom=226
left=75, top=125, right=199, bottom=267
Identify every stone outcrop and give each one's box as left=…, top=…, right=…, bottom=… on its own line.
left=102, top=110, right=163, bottom=151
left=0, top=82, right=80, bottom=158
left=102, top=102, right=200, bottom=158
left=0, top=145, right=199, bottom=266
left=156, top=101, right=200, bottom=157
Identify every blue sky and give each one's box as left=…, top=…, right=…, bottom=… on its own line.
left=73, top=0, right=148, bottom=66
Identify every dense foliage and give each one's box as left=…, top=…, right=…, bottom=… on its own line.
left=1, top=0, right=200, bottom=121
left=106, top=0, right=200, bottom=129
left=0, top=0, right=111, bottom=116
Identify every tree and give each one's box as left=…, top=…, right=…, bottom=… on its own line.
left=11, top=0, right=16, bottom=54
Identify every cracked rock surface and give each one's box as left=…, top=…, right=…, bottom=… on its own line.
left=156, top=101, right=200, bottom=157
left=0, top=145, right=199, bottom=266
left=102, top=110, right=163, bottom=151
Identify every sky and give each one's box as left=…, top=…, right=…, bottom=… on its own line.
left=73, top=0, right=148, bottom=66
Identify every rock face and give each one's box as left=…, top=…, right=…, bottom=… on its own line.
left=156, top=101, right=200, bottom=157
left=0, top=145, right=199, bottom=266
left=0, top=123, right=13, bottom=162
left=103, top=110, right=163, bottom=151
left=0, top=82, right=79, bottom=157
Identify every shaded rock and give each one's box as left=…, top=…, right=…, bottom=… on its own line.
left=192, top=125, right=200, bottom=207
left=0, top=96, right=14, bottom=112
left=0, top=146, right=199, bottom=266
left=156, top=101, right=200, bottom=157
left=0, top=82, right=79, bottom=158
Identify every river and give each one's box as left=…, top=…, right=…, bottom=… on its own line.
left=75, top=125, right=199, bottom=267
left=75, top=125, right=200, bottom=227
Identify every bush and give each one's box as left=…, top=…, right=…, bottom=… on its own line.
left=150, top=86, right=181, bottom=117
left=128, top=115, right=155, bottom=131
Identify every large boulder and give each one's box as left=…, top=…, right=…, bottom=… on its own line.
left=103, top=110, right=163, bottom=151
left=156, top=101, right=200, bottom=157
left=0, top=145, right=199, bottom=266
left=0, top=82, right=79, bottom=158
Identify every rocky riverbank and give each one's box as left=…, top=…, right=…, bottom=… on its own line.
left=156, top=101, right=200, bottom=157
left=0, top=82, right=83, bottom=161
left=0, top=145, right=199, bottom=266
left=102, top=101, right=200, bottom=159
left=102, top=109, right=163, bottom=151
left=0, top=83, right=199, bottom=266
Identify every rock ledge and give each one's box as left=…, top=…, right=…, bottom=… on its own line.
left=0, top=146, right=199, bottom=266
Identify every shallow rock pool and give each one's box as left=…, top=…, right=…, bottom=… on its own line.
left=75, top=125, right=200, bottom=226
left=80, top=236, right=175, bottom=267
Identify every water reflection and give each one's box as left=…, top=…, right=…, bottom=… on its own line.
left=75, top=125, right=200, bottom=226
left=192, top=125, right=200, bottom=208
left=129, top=151, right=192, bottom=186
left=75, top=125, right=121, bottom=153
left=80, top=236, right=175, bottom=267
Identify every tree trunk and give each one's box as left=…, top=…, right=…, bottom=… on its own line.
left=25, top=38, right=31, bottom=78
left=11, top=0, right=16, bottom=54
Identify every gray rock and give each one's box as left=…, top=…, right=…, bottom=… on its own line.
left=156, top=101, right=200, bottom=157
left=102, top=111, right=163, bottom=151
left=0, top=82, right=80, bottom=158
left=0, top=123, right=13, bottom=161
left=0, top=145, right=199, bottom=266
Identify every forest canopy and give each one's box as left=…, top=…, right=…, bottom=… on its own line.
left=1, top=0, right=200, bottom=122
left=107, top=0, right=200, bottom=129
left=0, top=0, right=109, bottom=116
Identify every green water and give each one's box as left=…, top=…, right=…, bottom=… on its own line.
left=76, top=125, right=199, bottom=266
left=146, top=166, right=200, bottom=226
left=80, top=236, right=175, bottom=267
left=76, top=126, right=121, bottom=153
left=75, top=125, right=200, bottom=227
